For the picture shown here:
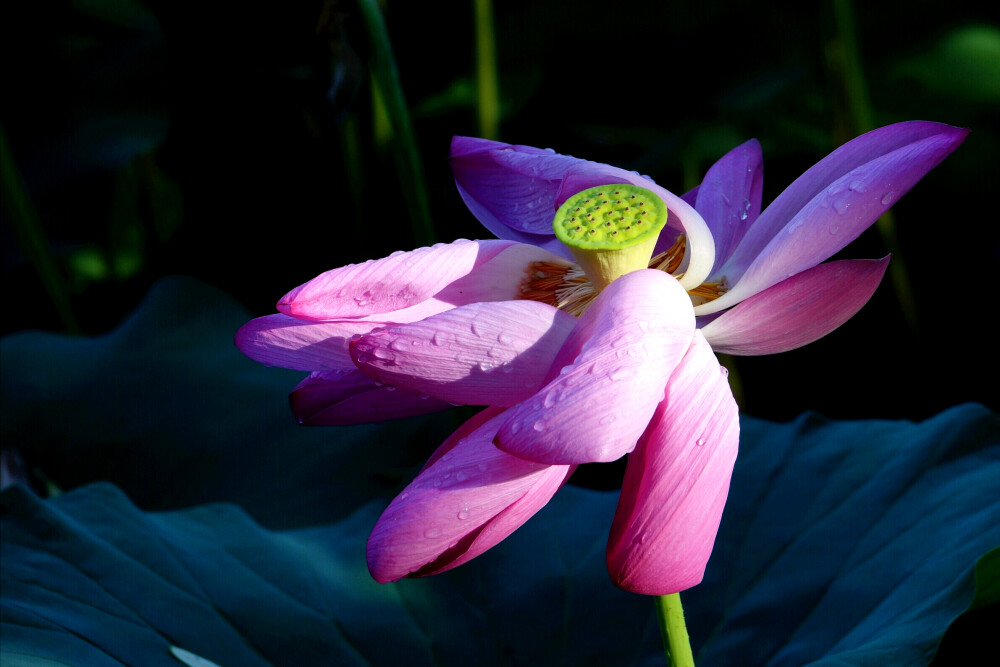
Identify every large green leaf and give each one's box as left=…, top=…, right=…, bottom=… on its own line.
left=0, top=276, right=454, bottom=528
left=1, top=277, right=997, bottom=665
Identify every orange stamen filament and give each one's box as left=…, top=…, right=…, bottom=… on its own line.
left=519, top=234, right=728, bottom=316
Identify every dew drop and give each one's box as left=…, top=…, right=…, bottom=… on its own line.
left=881, top=192, right=895, bottom=205
left=455, top=471, right=468, bottom=482
left=498, top=332, right=514, bottom=344
left=385, top=385, right=396, bottom=392
left=609, top=367, right=633, bottom=381
left=424, top=527, right=442, bottom=538
left=849, top=179, right=868, bottom=193
left=411, top=340, right=422, bottom=347
left=833, top=197, right=851, bottom=215
left=829, top=225, right=840, bottom=235
left=477, top=462, right=488, bottom=472
left=509, top=421, right=521, bottom=435
left=543, top=392, right=557, bottom=408
left=502, top=362, right=514, bottom=373
left=533, top=420, right=546, bottom=432
left=389, top=339, right=408, bottom=351
left=457, top=509, right=469, bottom=520
left=720, top=366, right=730, bottom=378
left=478, top=360, right=493, bottom=372
left=600, top=415, right=616, bottom=425
left=418, top=394, right=430, bottom=400
left=696, top=437, right=706, bottom=446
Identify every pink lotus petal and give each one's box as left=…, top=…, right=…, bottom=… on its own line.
left=695, top=139, right=763, bottom=279
left=705, top=121, right=969, bottom=294
left=450, top=137, right=587, bottom=240
left=701, top=257, right=889, bottom=355
left=367, top=407, right=574, bottom=582
left=607, top=331, right=739, bottom=595
left=289, top=369, right=451, bottom=426
left=495, top=270, right=696, bottom=464
left=235, top=314, right=380, bottom=371
left=351, top=300, right=577, bottom=407
left=699, top=126, right=967, bottom=315
left=277, top=239, right=516, bottom=321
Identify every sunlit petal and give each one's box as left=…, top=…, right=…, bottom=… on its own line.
left=607, top=332, right=739, bottom=594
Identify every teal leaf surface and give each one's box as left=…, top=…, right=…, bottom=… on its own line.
left=2, top=277, right=997, bottom=665
left=0, top=276, right=454, bottom=528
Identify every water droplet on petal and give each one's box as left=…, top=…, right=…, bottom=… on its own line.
left=424, top=527, right=442, bottom=538
left=543, top=392, right=557, bottom=408
left=389, top=340, right=408, bottom=351
left=502, top=362, right=514, bottom=373
left=829, top=225, right=840, bottom=235
left=509, top=421, right=521, bottom=435
left=457, top=509, right=469, bottom=520
left=881, top=192, right=895, bottom=205
left=600, top=415, right=616, bottom=425
left=849, top=179, right=867, bottom=192
left=533, top=420, right=545, bottom=432
left=498, top=332, right=514, bottom=345
left=373, top=348, right=391, bottom=360
left=455, top=471, right=468, bottom=482
left=696, top=437, right=706, bottom=446
left=833, top=197, right=851, bottom=214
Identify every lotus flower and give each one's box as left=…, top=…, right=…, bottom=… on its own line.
left=235, top=121, right=966, bottom=593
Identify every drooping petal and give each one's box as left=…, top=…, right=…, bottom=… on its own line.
left=710, top=122, right=968, bottom=298
left=277, top=239, right=516, bottom=321
left=450, top=137, right=587, bottom=246
left=367, top=407, right=574, bottom=582
left=694, top=139, right=763, bottom=279
left=607, top=331, right=739, bottom=595
left=351, top=300, right=577, bottom=407
left=556, top=166, right=716, bottom=291
left=700, top=257, right=890, bottom=355
left=495, top=270, right=695, bottom=464
left=698, top=126, right=968, bottom=315
left=289, top=369, right=451, bottom=426
left=235, top=314, right=377, bottom=371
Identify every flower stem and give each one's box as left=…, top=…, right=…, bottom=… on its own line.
left=656, top=593, right=695, bottom=667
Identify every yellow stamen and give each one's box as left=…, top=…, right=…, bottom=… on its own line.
left=519, top=233, right=729, bottom=316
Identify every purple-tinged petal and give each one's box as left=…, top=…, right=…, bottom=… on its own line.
left=235, top=314, right=378, bottom=371
left=701, top=257, right=889, bottom=355
left=698, top=126, right=967, bottom=315
left=607, top=331, right=739, bottom=595
left=495, top=270, right=695, bottom=464
left=351, top=300, right=576, bottom=407
left=695, top=139, right=763, bottom=279
left=557, top=167, right=716, bottom=290
left=450, top=137, right=587, bottom=241
left=289, top=369, right=451, bottom=426
left=277, top=239, right=516, bottom=321
left=715, top=122, right=968, bottom=289
left=367, top=407, right=574, bottom=582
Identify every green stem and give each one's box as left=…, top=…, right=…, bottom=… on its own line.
left=355, top=0, right=435, bottom=246
left=0, top=123, right=80, bottom=333
left=829, top=0, right=917, bottom=333
left=473, top=0, right=500, bottom=140
left=656, top=593, right=695, bottom=667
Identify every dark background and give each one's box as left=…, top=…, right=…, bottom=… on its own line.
left=3, top=0, right=998, bottom=421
